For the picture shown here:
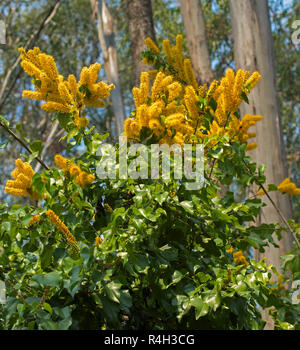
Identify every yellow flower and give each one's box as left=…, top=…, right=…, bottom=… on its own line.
left=54, top=154, right=95, bottom=188
left=183, top=58, right=198, bottom=89
left=46, top=209, right=79, bottom=255
left=95, top=235, right=103, bottom=247
left=233, top=250, right=249, bottom=265
left=277, top=178, right=300, bottom=195
left=19, top=47, right=114, bottom=128
left=144, top=37, right=160, bottom=54
left=5, top=159, right=39, bottom=200
left=28, top=215, right=41, bottom=226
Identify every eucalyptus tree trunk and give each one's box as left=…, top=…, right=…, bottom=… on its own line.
left=229, top=0, right=293, bottom=329
left=91, top=0, right=126, bottom=137
left=126, top=0, right=156, bottom=86
left=180, top=0, right=213, bottom=84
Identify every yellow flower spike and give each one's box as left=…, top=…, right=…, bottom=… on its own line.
left=87, top=62, right=101, bottom=84
left=5, top=187, right=28, bottom=197
left=22, top=90, right=44, bottom=101
left=207, top=80, right=219, bottom=97
left=79, top=66, right=90, bottom=86
left=136, top=105, right=149, bottom=127
left=151, top=72, right=165, bottom=99
left=58, top=81, right=74, bottom=105
left=245, top=71, right=261, bottom=90
left=38, top=53, right=59, bottom=81
left=246, top=142, right=258, bottom=151
left=69, top=164, right=81, bottom=178
left=161, top=75, right=173, bottom=89
left=162, top=39, right=173, bottom=65
left=139, top=72, right=150, bottom=105
left=184, top=85, right=201, bottom=122
left=20, top=60, right=43, bottom=79
left=164, top=113, right=185, bottom=127
left=54, top=154, right=68, bottom=171
left=183, top=58, right=198, bottom=89
left=148, top=100, right=165, bottom=119
left=67, top=74, right=78, bottom=97
left=167, top=82, right=182, bottom=101
left=149, top=118, right=163, bottom=134
left=144, top=37, right=160, bottom=55
left=28, top=215, right=41, bottom=226
left=124, top=118, right=134, bottom=138
left=46, top=209, right=79, bottom=255
left=41, top=101, right=72, bottom=114
left=198, top=84, right=208, bottom=98
left=5, top=159, right=38, bottom=200
left=74, top=113, right=89, bottom=129
left=132, top=87, right=142, bottom=108
left=176, top=34, right=183, bottom=54
left=233, top=250, right=249, bottom=265
left=76, top=171, right=95, bottom=188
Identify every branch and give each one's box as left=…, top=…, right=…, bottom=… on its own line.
left=242, top=159, right=300, bottom=249
left=0, top=120, right=49, bottom=170
left=0, top=0, right=61, bottom=113
left=34, top=120, right=59, bottom=172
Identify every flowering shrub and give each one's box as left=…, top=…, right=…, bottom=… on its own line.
left=0, top=35, right=300, bottom=330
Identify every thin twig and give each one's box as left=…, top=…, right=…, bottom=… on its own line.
left=0, top=0, right=61, bottom=113
left=0, top=120, right=49, bottom=170
left=242, top=159, right=300, bottom=249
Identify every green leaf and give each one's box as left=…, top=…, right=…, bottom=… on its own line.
left=180, top=201, right=194, bottom=214
left=191, top=297, right=209, bottom=319
left=240, top=91, right=249, bottom=104
left=159, top=245, right=178, bottom=262
left=43, top=302, right=53, bottom=315
left=33, top=271, right=62, bottom=288
left=105, top=281, right=121, bottom=304
left=30, top=140, right=43, bottom=155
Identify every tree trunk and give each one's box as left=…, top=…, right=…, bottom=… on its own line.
left=91, top=0, right=126, bottom=137
left=126, top=0, right=156, bottom=86
left=229, top=0, right=293, bottom=329
left=180, top=0, right=213, bottom=84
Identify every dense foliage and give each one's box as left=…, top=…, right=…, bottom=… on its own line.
left=0, top=33, right=299, bottom=330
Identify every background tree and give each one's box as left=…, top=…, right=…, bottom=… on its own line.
left=180, top=0, right=213, bottom=84
left=126, top=0, right=156, bottom=86
left=229, top=0, right=296, bottom=328
left=91, top=0, right=125, bottom=138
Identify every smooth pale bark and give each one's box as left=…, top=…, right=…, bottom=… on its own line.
left=229, top=0, right=293, bottom=329
left=180, top=0, right=213, bottom=84
left=91, top=0, right=126, bottom=137
left=126, top=0, right=156, bottom=86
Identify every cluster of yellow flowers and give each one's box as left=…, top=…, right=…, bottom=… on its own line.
left=4, top=159, right=39, bottom=200
left=54, top=154, right=95, bottom=188
left=46, top=209, right=79, bottom=255
left=28, top=214, right=41, bottom=226
left=226, top=247, right=249, bottom=265
left=257, top=177, right=300, bottom=196
left=233, top=250, right=249, bottom=265
left=19, top=47, right=115, bottom=128
left=144, top=35, right=198, bottom=88
left=125, top=36, right=262, bottom=151
left=125, top=70, right=194, bottom=145
left=277, top=178, right=300, bottom=195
